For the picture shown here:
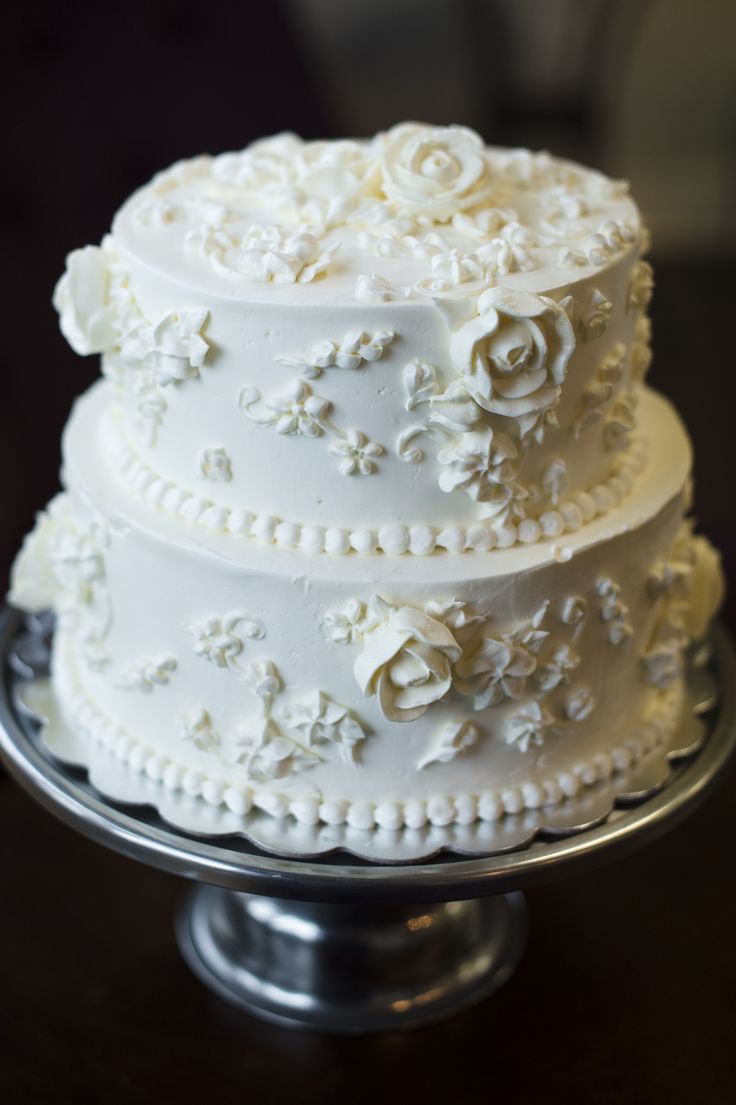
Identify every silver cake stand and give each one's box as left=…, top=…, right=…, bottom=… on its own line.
left=1, top=606, right=734, bottom=1034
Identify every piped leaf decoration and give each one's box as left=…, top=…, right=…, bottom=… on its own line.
left=403, top=360, right=437, bottom=411
left=418, top=720, right=479, bottom=769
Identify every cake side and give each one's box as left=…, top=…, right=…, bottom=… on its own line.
left=51, top=126, right=651, bottom=554
left=10, top=383, right=724, bottom=828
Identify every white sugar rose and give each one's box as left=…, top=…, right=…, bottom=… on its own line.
left=354, top=601, right=462, bottom=722
left=683, top=535, right=725, bottom=640
left=379, top=123, right=493, bottom=220
left=450, top=287, right=575, bottom=427
left=53, top=244, right=117, bottom=355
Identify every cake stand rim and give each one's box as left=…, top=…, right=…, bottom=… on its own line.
left=0, top=604, right=734, bottom=903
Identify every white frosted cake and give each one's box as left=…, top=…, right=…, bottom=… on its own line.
left=10, top=124, right=725, bottom=830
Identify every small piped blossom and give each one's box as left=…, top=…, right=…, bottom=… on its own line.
left=233, top=718, right=316, bottom=781
left=428, top=381, right=482, bottom=431
left=423, top=599, right=484, bottom=633
left=457, top=635, right=538, bottom=709
left=131, top=370, right=167, bottom=446
left=565, top=687, right=596, bottom=722
left=573, top=380, right=613, bottom=439
left=455, top=604, right=549, bottom=709
left=599, top=343, right=627, bottom=383
left=117, top=656, right=177, bottom=693
left=52, top=530, right=106, bottom=607
left=416, top=224, right=536, bottom=295
left=572, top=343, right=626, bottom=439
left=631, top=315, right=653, bottom=384
left=541, top=189, right=591, bottom=238
left=596, top=578, right=633, bottom=646
left=280, top=691, right=366, bottom=763
left=191, top=611, right=266, bottom=671
left=452, top=206, right=518, bottom=239
left=330, top=430, right=383, bottom=475
left=212, top=133, right=302, bottom=194
left=237, top=226, right=337, bottom=285
left=474, top=222, right=536, bottom=275
left=646, top=557, right=690, bottom=603
left=242, top=659, right=282, bottom=700
left=597, top=218, right=637, bottom=251
left=268, top=380, right=330, bottom=436
left=579, top=288, right=612, bottom=341
left=354, top=273, right=410, bottom=303
left=120, top=307, right=210, bottom=386
left=293, top=138, right=378, bottom=203
left=628, top=260, right=654, bottom=312
left=560, top=595, right=588, bottom=628
left=542, top=458, right=568, bottom=505
left=200, top=446, right=233, bottom=482
left=178, top=706, right=220, bottom=751
left=240, top=379, right=332, bottom=437
left=147, top=309, right=209, bottom=384
left=604, top=392, right=637, bottom=452
left=418, top=720, right=479, bottom=770
left=506, top=700, right=555, bottom=754
left=437, top=426, right=518, bottom=503
left=321, top=599, right=366, bottom=645
left=403, top=360, right=438, bottom=411
left=535, top=642, right=580, bottom=692
left=641, top=639, right=685, bottom=689
left=79, top=627, right=111, bottom=673
left=278, top=329, right=394, bottom=378
left=425, top=248, right=488, bottom=290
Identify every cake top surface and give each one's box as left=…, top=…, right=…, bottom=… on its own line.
left=113, top=123, right=640, bottom=305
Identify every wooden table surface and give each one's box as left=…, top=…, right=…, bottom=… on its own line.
left=1, top=256, right=735, bottom=1104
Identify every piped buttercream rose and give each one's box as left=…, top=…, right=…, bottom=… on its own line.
left=53, top=244, right=117, bottom=356
left=450, top=288, right=575, bottom=432
left=354, top=601, right=462, bottom=722
left=379, top=123, right=493, bottom=220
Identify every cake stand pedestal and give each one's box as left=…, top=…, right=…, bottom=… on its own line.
left=1, top=608, right=734, bottom=1034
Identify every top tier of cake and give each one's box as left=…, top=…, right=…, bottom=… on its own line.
left=53, top=124, right=652, bottom=556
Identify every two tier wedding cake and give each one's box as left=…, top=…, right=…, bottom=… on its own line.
left=10, top=124, right=724, bottom=831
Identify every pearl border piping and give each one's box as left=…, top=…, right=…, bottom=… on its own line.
left=54, top=631, right=672, bottom=831
left=108, top=416, right=649, bottom=557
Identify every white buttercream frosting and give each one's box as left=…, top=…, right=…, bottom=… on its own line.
left=8, top=125, right=725, bottom=829
left=48, top=126, right=649, bottom=555
left=10, top=382, right=725, bottom=825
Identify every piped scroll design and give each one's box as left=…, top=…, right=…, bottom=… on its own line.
left=239, top=378, right=384, bottom=477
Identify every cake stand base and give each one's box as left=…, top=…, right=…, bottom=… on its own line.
left=176, top=886, right=528, bottom=1033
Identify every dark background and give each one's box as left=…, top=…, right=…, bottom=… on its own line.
left=1, top=3, right=735, bottom=1102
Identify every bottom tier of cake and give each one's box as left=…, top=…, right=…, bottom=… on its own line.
left=10, top=384, right=724, bottom=829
